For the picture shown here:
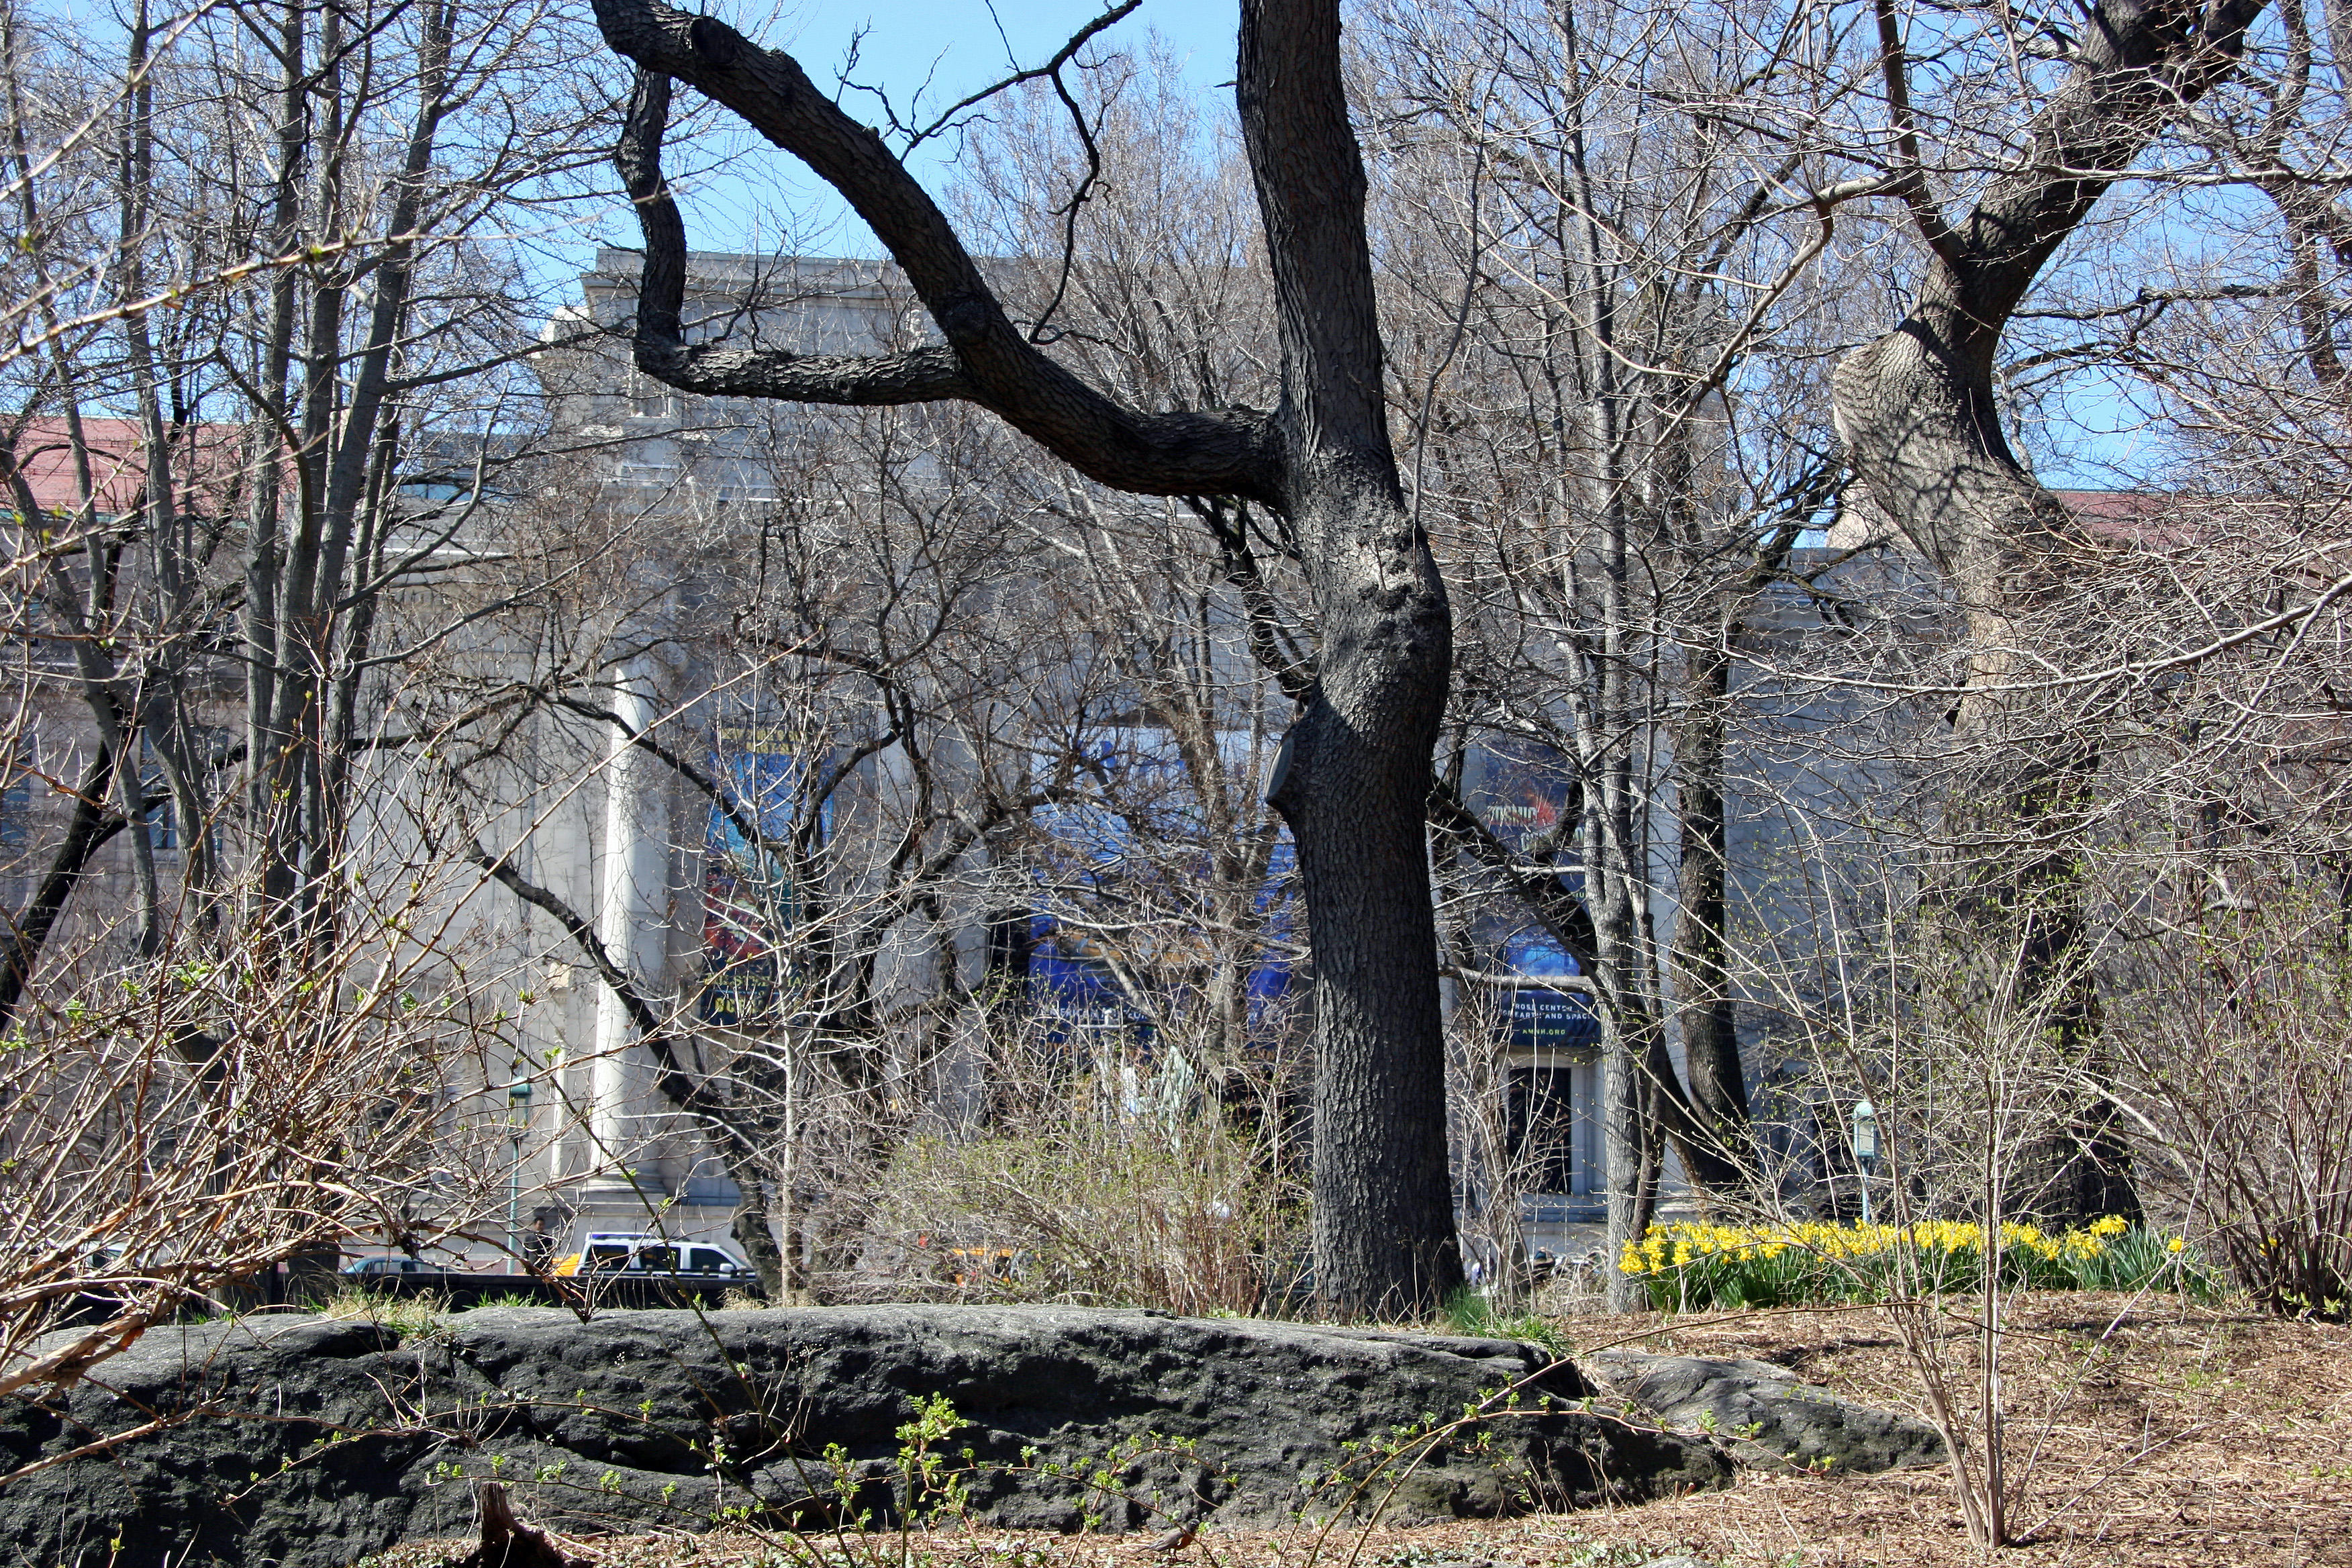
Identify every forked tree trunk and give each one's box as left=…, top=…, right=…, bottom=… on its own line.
left=1831, top=0, right=2267, bottom=1227
left=591, top=0, right=1463, bottom=1316
left=1242, top=0, right=1460, bottom=1316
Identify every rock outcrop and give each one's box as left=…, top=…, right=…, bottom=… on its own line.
left=1589, top=1351, right=1947, bottom=1475
left=0, top=1308, right=1733, bottom=1568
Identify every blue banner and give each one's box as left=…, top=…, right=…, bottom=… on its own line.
left=1024, top=728, right=1296, bottom=1049
left=698, top=725, right=825, bottom=1027
left=1466, top=740, right=1600, bottom=1050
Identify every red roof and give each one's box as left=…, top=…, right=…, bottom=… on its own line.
left=4, top=417, right=250, bottom=518
left=2053, top=489, right=2169, bottom=540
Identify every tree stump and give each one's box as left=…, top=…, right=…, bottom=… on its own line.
left=456, top=1481, right=577, bottom=1568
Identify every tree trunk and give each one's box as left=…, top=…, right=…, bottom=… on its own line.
left=1601, top=1013, right=1647, bottom=1312
left=728, top=1170, right=792, bottom=1300
left=1832, top=0, right=2267, bottom=1226
left=593, top=0, right=1464, bottom=1318
left=1241, top=0, right=1461, bottom=1318
left=1270, top=638, right=1459, bottom=1314
left=1671, top=639, right=1753, bottom=1173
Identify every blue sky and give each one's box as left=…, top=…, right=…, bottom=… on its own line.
left=660, top=0, right=1240, bottom=257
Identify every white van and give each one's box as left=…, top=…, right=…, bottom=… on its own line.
left=553, top=1232, right=757, bottom=1279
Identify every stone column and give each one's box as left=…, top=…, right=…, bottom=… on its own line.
left=583, top=645, right=673, bottom=1197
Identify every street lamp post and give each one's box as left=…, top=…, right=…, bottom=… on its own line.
left=1851, top=1097, right=1878, bottom=1227
left=506, top=1079, right=534, bottom=1257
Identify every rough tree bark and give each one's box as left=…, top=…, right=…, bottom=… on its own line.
left=589, top=0, right=1461, bottom=1314
left=1831, top=0, right=2268, bottom=1222
left=1670, top=638, right=1754, bottom=1161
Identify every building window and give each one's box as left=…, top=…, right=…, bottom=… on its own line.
left=138, top=736, right=175, bottom=852
left=0, top=774, right=27, bottom=853
left=1508, top=1064, right=1581, bottom=1197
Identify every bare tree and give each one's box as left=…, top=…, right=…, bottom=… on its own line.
left=0, top=0, right=619, bottom=1395
left=591, top=0, right=1463, bottom=1312
left=1359, top=0, right=1896, bottom=1302
left=1829, top=0, right=2274, bottom=1222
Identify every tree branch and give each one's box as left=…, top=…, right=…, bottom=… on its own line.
left=1951, top=0, right=2272, bottom=324
left=1873, top=0, right=1965, bottom=271
left=1426, top=773, right=1601, bottom=973
left=596, top=23, right=1285, bottom=505
left=461, top=837, right=762, bottom=1161
left=616, top=72, right=977, bottom=407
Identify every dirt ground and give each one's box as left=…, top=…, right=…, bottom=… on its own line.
left=389, top=1294, right=2352, bottom=1568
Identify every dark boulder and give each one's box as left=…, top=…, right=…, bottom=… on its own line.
left=0, top=1308, right=1731, bottom=1567
left=1589, top=1351, right=1947, bottom=1475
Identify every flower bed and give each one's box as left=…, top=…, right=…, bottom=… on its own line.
left=1618, top=1217, right=2216, bottom=1311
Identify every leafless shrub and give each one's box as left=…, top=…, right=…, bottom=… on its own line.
left=2110, top=889, right=2352, bottom=1316
left=0, top=878, right=515, bottom=1408
left=859, top=1024, right=1306, bottom=1317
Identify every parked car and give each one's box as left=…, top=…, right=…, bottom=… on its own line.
left=340, top=1256, right=440, bottom=1277
left=942, top=1246, right=1028, bottom=1287
left=551, top=1232, right=757, bottom=1280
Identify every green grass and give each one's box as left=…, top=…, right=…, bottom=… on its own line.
left=1440, top=1286, right=1573, bottom=1356
left=469, top=1290, right=545, bottom=1310
left=321, top=1285, right=452, bottom=1338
